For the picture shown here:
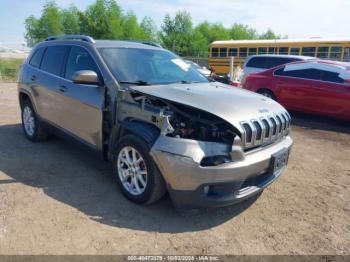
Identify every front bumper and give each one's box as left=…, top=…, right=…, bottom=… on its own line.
left=151, top=135, right=293, bottom=208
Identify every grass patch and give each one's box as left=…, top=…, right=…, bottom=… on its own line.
left=0, top=58, right=25, bottom=82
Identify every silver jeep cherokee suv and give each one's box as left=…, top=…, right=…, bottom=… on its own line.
left=18, top=35, right=293, bottom=208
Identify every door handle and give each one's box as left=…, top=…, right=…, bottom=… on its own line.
left=59, top=85, right=67, bottom=92
left=30, top=75, right=36, bottom=81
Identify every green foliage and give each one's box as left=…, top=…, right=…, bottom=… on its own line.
left=24, top=0, right=280, bottom=57
left=159, top=11, right=193, bottom=56
left=24, top=0, right=157, bottom=46
left=0, top=59, right=25, bottom=81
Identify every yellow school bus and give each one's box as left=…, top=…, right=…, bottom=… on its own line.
left=209, top=38, right=350, bottom=74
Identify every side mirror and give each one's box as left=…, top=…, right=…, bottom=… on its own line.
left=72, top=70, right=102, bottom=86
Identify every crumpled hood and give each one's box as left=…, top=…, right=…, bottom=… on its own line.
left=130, top=82, right=287, bottom=133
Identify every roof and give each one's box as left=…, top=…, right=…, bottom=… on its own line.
left=247, top=54, right=315, bottom=60
left=211, top=38, right=350, bottom=46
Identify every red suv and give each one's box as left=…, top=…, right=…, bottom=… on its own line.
left=243, top=60, right=350, bottom=120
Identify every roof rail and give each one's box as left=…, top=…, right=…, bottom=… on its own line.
left=125, top=40, right=162, bottom=48
left=45, top=35, right=95, bottom=44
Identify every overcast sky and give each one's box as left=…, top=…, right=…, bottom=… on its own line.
left=0, top=0, right=349, bottom=48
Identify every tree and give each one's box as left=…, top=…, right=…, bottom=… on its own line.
left=230, top=23, right=258, bottom=40
left=159, top=11, right=193, bottom=56
left=122, top=11, right=144, bottom=40
left=61, top=5, right=80, bottom=34
left=25, top=1, right=62, bottom=45
left=259, top=28, right=280, bottom=40
left=140, top=17, right=158, bottom=42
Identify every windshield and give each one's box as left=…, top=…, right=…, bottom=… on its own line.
left=99, top=48, right=208, bottom=85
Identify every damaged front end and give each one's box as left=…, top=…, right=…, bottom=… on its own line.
left=117, top=88, right=245, bottom=169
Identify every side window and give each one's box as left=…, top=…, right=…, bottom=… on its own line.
left=248, top=48, right=257, bottom=56
left=65, top=46, right=101, bottom=80
left=265, top=57, right=294, bottom=68
left=246, top=57, right=266, bottom=68
left=29, top=47, right=45, bottom=68
left=211, top=48, right=219, bottom=57
left=280, top=68, right=321, bottom=80
left=344, top=48, right=350, bottom=62
left=274, top=67, right=285, bottom=76
left=278, top=47, right=289, bottom=55
left=317, top=46, right=329, bottom=59
left=330, top=46, right=342, bottom=60
left=258, top=47, right=267, bottom=54
left=239, top=48, right=247, bottom=57
left=228, top=48, right=238, bottom=56
left=301, top=47, right=316, bottom=56
left=219, top=48, right=227, bottom=58
left=268, top=47, right=276, bottom=54
left=40, top=46, right=69, bottom=76
left=319, top=70, right=344, bottom=84
left=290, top=47, right=300, bottom=55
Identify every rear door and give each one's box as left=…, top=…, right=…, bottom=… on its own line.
left=36, top=46, right=69, bottom=124
left=57, top=46, right=105, bottom=149
left=274, top=67, right=322, bottom=112
left=314, top=70, right=350, bottom=118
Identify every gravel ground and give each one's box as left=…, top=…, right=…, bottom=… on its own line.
left=0, top=82, right=349, bottom=255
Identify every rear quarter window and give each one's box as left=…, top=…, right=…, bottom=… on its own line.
left=29, top=47, right=45, bottom=68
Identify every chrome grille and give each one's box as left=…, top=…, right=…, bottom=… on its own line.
left=240, top=112, right=291, bottom=149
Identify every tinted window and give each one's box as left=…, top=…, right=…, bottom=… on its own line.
left=258, top=47, right=267, bottom=54
left=228, top=48, right=238, bottom=56
left=65, top=46, right=100, bottom=80
left=29, top=47, right=45, bottom=68
left=302, top=47, right=316, bottom=56
left=246, top=57, right=266, bottom=68
left=268, top=47, right=276, bottom=54
left=319, top=70, right=344, bottom=83
left=276, top=68, right=321, bottom=80
left=239, top=48, right=247, bottom=57
left=211, top=48, right=219, bottom=57
left=330, top=46, right=342, bottom=60
left=219, top=48, right=227, bottom=57
left=41, top=46, right=69, bottom=76
left=290, top=47, right=300, bottom=55
left=248, top=48, right=257, bottom=56
left=278, top=47, right=289, bottom=55
left=265, top=57, right=296, bottom=68
left=317, top=46, right=329, bottom=59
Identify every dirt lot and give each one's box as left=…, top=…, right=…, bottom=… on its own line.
left=0, top=82, right=349, bottom=255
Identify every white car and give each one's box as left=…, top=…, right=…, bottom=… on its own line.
left=242, top=54, right=315, bottom=83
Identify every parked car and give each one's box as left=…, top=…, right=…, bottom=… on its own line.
left=241, top=54, right=315, bottom=83
left=18, top=35, right=293, bottom=208
left=243, top=60, right=350, bottom=120
left=185, top=60, right=211, bottom=77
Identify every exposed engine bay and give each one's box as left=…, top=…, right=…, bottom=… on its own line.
left=119, top=90, right=238, bottom=146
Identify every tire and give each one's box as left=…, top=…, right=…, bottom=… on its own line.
left=21, top=99, right=48, bottom=141
left=112, top=134, right=166, bottom=205
left=257, top=89, right=276, bottom=101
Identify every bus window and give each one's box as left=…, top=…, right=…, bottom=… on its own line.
left=228, top=48, right=238, bottom=57
left=302, top=47, right=316, bottom=56
left=258, top=47, right=267, bottom=54
left=317, top=46, right=329, bottom=59
left=344, top=48, right=350, bottom=62
left=290, top=47, right=300, bottom=55
left=211, top=48, right=219, bottom=57
left=248, top=48, right=257, bottom=56
left=219, top=48, right=227, bottom=57
left=268, top=47, right=276, bottom=54
left=278, top=47, right=289, bottom=55
left=239, top=48, right=247, bottom=57
left=330, top=47, right=342, bottom=60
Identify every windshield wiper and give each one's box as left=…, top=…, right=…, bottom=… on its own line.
left=119, top=80, right=150, bottom=86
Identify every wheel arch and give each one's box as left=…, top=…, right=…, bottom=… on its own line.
left=107, top=119, right=160, bottom=161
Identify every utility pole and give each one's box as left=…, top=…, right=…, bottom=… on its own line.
left=172, top=40, right=176, bottom=53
